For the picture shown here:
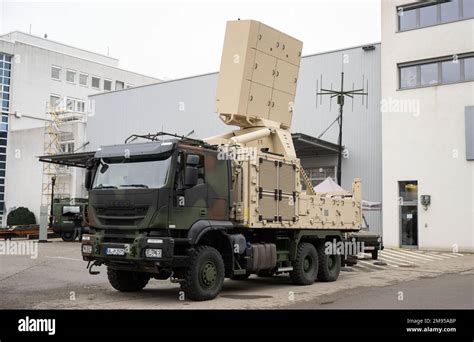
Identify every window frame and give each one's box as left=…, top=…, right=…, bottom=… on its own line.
left=49, top=94, right=61, bottom=107
left=115, top=80, right=125, bottom=90
left=397, top=0, right=473, bottom=32
left=398, top=53, right=474, bottom=90
left=76, top=99, right=86, bottom=113
left=91, top=75, right=101, bottom=90
left=103, top=79, right=113, bottom=91
left=66, top=69, right=77, bottom=84
left=79, top=73, right=89, bottom=87
left=51, top=65, right=62, bottom=81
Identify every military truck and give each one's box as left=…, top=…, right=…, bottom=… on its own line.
left=51, top=198, right=88, bottom=241
left=40, top=20, right=363, bottom=301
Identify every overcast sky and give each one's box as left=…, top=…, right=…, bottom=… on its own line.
left=0, top=0, right=381, bottom=79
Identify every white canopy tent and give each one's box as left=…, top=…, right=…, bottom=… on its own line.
left=313, top=177, right=381, bottom=211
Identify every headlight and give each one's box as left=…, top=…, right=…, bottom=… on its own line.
left=145, top=248, right=162, bottom=258
left=147, top=238, right=163, bottom=244
left=82, top=235, right=91, bottom=241
left=82, top=245, right=93, bottom=254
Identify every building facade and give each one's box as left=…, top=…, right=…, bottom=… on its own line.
left=381, top=0, right=474, bottom=252
left=0, top=31, right=159, bottom=224
left=87, top=44, right=383, bottom=234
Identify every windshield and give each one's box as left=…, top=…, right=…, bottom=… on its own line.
left=92, top=157, right=172, bottom=189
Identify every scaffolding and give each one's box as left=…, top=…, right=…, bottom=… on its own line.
left=41, top=98, right=85, bottom=210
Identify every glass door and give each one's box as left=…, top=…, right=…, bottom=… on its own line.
left=399, top=181, right=418, bottom=248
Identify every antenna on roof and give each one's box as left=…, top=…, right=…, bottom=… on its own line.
left=316, top=63, right=369, bottom=186
left=29, top=24, right=32, bottom=34
left=44, top=33, right=48, bottom=39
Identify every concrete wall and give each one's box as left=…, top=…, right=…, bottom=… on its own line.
left=88, top=45, right=383, bottom=234
left=381, top=0, right=474, bottom=251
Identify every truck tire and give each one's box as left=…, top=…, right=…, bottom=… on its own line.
left=107, top=268, right=150, bottom=292
left=181, top=246, right=225, bottom=301
left=317, top=242, right=341, bottom=282
left=60, top=231, right=77, bottom=242
left=290, top=243, right=319, bottom=285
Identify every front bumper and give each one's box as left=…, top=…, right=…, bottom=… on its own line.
left=81, top=232, right=175, bottom=270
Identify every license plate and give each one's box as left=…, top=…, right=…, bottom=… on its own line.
left=106, top=247, right=125, bottom=256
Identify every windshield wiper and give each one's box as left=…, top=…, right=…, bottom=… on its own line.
left=119, top=184, right=149, bottom=188
left=94, top=185, right=118, bottom=189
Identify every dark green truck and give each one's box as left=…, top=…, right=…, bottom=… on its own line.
left=41, top=134, right=359, bottom=301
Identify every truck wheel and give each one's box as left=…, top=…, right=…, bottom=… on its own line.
left=371, top=249, right=379, bottom=260
left=181, top=246, right=225, bottom=301
left=107, top=268, right=150, bottom=292
left=290, top=243, right=319, bottom=285
left=317, top=243, right=341, bottom=282
left=60, top=231, right=77, bottom=242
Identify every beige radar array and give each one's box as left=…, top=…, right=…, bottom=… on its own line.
left=206, top=19, right=362, bottom=230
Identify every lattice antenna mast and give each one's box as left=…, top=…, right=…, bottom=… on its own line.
left=316, top=70, right=368, bottom=185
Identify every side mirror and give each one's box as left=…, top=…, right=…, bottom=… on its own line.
left=84, top=169, right=92, bottom=190
left=184, top=166, right=198, bottom=187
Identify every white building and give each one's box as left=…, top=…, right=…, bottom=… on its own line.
left=0, top=31, right=159, bottom=224
left=381, top=0, right=474, bottom=252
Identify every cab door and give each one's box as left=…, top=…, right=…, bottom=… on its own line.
left=169, top=151, right=208, bottom=229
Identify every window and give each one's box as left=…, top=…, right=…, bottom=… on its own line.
left=79, top=73, right=88, bottom=86
left=306, top=166, right=336, bottom=187
left=66, top=70, right=76, bottom=83
left=91, top=76, right=100, bottom=89
left=104, top=79, right=112, bottom=91
left=76, top=100, right=85, bottom=113
left=66, top=98, right=75, bottom=111
left=115, top=81, right=124, bottom=90
left=60, top=142, right=75, bottom=153
left=419, top=4, right=437, bottom=27
left=464, top=0, right=474, bottom=18
left=441, top=0, right=460, bottom=23
left=50, top=94, right=60, bottom=107
left=399, top=54, right=474, bottom=89
left=65, top=98, right=85, bottom=112
left=51, top=66, right=61, bottom=80
left=399, top=7, right=417, bottom=31
left=400, top=66, right=418, bottom=89
left=398, top=1, right=473, bottom=31
left=464, top=57, right=474, bottom=80
left=420, top=63, right=438, bottom=86
left=441, top=60, right=461, bottom=83
left=1, top=54, right=12, bottom=113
